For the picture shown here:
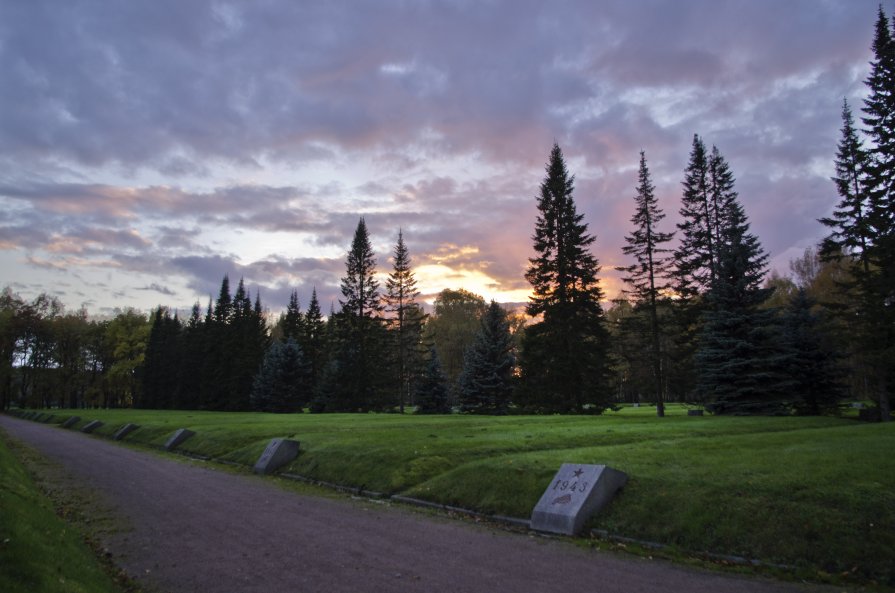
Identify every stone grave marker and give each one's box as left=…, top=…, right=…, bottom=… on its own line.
left=164, top=428, right=195, bottom=451
left=253, top=438, right=300, bottom=475
left=530, top=463, right=628, bottom=536
left=61, top=416, right=81, bottom=428
left=33, top=413, right=46, bottom=422
left=81, top=420, right=103, bottom=433
left=113, top=423, right=140, bottom=441
left=41, top=414, right=54, bottom=423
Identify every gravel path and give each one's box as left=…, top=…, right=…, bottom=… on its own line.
left=1, top=416, right=836, bottom=593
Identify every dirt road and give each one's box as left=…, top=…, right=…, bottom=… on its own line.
left=1, top=416, right=835, bottom=593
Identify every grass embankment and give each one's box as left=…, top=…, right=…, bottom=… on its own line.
left=0, top=432, right=127, bottom=593
left=21, top=407, right=895, bottom=586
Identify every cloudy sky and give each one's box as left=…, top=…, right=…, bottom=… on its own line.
left=0, top=0, right=879, bottom=316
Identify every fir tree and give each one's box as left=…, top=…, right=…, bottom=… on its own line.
left=302, top=288, right=325, bottom=392
left=340, top=218, right=382, bottom=322
left=821, top=99, right=873, bottom=272
left=281, top=290, right=304, bottom=342
left=458, top=301, right=514, bottom=414
left=783, top=289, right=846, bottom=415
left=141, top=306, right=181, bottom=409
left=520, top=143, right=610, bottom=413
left=177, top=302, right=205, bottom=409
left=861, top=7, right=895, bottom=241
left=859, top=7, right=895, bottom=420
left=698, top=200, right=782, bottom=414
left=674, top=135, right=715, bottom=298
left=214, top=275, right=233, bottom=325
left=250, top=337, right=310, bottom=413
left=202, top=276, right=232, bottom=409
left=332, top=219, right=389, bottom=410
left=415, top=347, right=451, bottom=414
left=618, top=151, right=675, bottom=416
left=384, top=229, right=424, bottom=413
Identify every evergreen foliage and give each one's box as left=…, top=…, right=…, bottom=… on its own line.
left=698, top=199, right=782, bottom=414
left=818, top=8, right=895, bottom=420
left=782, top=289, right=846, bottom=415
left=301, top=288, right=326, bottom=393
left=414, top=347, right=451, bottom=414
left=674, top=135, right=715, bottom=299
left=321, top=219, right=391, bottom=411
left=281, top=290, right=304, bottom=342
left=140, top=307, right=181, bottom=409
left=520, top=143, right=611, bottom=413
left=618, top=151, right=674, bottom=416
left=250, top=337, right=311, bottom=412
left=384, top=230, right=425, bottom=412
left=457, top=301, right=514, bottom=414
left=821, top=100, right=872, bottom=269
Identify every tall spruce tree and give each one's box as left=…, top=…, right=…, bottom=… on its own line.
left=862, top=7, right=895, bottom=240
left=859, top=7, right=895, bottom=420
left=520, top=143, right=610, bottom=413
left=618, top=151, right=675, bottom=416
left=302, top=288, right=325, bottom=393
left=821, top=99, right=873, bottom=269
left=457, top=301, right=514, bottom=414
left=674, top=135, right=714, bottom=298
left=384, top=230, right=424, bottom=413
left=697, top=199, right=782, bottom=414
left=819, top=8, right=895, bottom=420
left=328, top=218, right=389, bottom=411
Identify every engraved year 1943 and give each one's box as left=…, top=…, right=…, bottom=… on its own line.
left=552, top=478, right=588, bottom=493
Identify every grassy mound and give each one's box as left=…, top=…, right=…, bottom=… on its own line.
left=19, top=406, right=895, bottom=586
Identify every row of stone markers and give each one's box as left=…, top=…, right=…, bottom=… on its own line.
left=8, top=410, right=302, bottom=476
left=8, top=410, right=626, bottom=535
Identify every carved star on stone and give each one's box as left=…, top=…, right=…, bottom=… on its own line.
left=573, top=468, right=584, bottom=478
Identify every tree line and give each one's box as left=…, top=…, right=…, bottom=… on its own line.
left=2, top=7, right=891, bottom=419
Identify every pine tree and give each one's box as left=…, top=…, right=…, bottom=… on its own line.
left=415, top=347, right=451, bottom=414
left=141, top=306, right=181, bottom=409
left=458, top=301, right=514, bottom=414
left=250, top=337, right=311, bottom=413
left=674, top=135, right=715, bottom=298
left=821, top=99, right=872, bottom=271
left=226, top=279, right=268, bottom=411
left=859, top=7, right=895, bottom=420
left=862, top=7, right=895, bottom=241
left=340, top=218, right=382, bottom=322
left=302, top=288, right=325, bottom=393
left=333, top=218, right=388, bottom=410
left=520, top=143, right=610, bottom=413
left=783, top=289, right=846, bottom=415
left=618, top=151, right=675, bottom=416
left=202, top=277, right=232, bottom=409
left=281, top=290, right=304, bottom=342
left=177, top=302, right=204, bottom=409
left=384, top=229, right=424, bottom=413
left=214, top=275, right=233, bottom=325
left=697, top=200, right=782, bottom=414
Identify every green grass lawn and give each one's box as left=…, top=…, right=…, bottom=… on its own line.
left=14, top=406, right=895, bottom=587
left=0, top=432, right=129, bottom=593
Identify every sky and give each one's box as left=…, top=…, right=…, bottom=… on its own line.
left=0, top=0, right=880, bottom=317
